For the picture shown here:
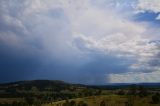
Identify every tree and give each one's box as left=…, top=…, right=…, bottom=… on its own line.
left=128, top=85, right=137, bottom=95
left=152, top=93, right=160, bottom=104
left=95, top=89, right=102, bottom=95
left=117, top=90, right=125, bottom=95
left=62, top=99, right=70, bottom=106
left=82, top=89, right=93, bottom=96
left=12, top=101, right=19, bottom=106
left=70, top=100, right=76, bottom=106
left=100, top=100, right=105, bottom=106
left=77, top=101, right=88, bottom=106
left=138, top=86, right=148, bottom=97
left=25, top=96, right=35, bottom=106
left=125, top=96, right=134, bottom=106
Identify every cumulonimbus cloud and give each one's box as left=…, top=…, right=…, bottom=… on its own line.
left=0, top=0, right=159, bottom=84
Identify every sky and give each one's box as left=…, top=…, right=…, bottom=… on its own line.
left=0, top=0, right=160, bottom=84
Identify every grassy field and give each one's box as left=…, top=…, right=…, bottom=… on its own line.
left=45, top=95, right=160, bottom=106
left=0, top=98, right=23, bottom=104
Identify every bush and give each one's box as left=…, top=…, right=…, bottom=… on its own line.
left=25, top=96, right=35, bottom=106
left=70, top=100, right=76, bottom=106
left=125, top=96, right=134, bottom=106
left=117, top=90, right=125, bottom=95
left=62, top=100, right=70, bottom=106
left=152, top=93, right=160, bottom=104
left=138, top=86, right=148, bottom=97
left=128, top=85, right=137, bottom=95
left=100, top=100, right=105, bottom=106
left=77, top=101, right=88, bottom=106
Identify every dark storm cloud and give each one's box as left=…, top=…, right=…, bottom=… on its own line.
left=0, top=40, right=79, bottom=83
left=75, top=54, right=133, bottom=84
left=0, top=43, right=41, bottom=83
left=0, top=0, right=160, bottom=84
left=0, top=0, right=77, bottom=83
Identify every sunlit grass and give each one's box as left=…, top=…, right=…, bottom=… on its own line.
left=45, top=95, right=160, bottom=106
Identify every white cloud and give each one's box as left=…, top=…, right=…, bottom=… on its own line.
left=1, top=0, right=149, bottom=61
left=136, top=0, right=160, bottom=13
left=136, top=0, right=160, bottom=20
left=109, top=71, right=160, bottom=83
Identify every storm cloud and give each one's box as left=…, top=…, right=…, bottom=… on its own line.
left=0, top=0, right=160, bottom=84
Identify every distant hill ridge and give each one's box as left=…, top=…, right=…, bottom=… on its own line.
left=0, top=80, right=160, bottom=88
left=0, top=80, right=69, bottom=86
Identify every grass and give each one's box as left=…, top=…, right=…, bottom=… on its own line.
left=0, top=98, right=23, bottom=104
left=44, top=95, right=160, bottom=106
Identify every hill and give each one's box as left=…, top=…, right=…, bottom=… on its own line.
left=0, top=80, right=101, bottom=106
left=0, top=80, right=74, bottom=91
left=0, top=80, right=160, bottom=106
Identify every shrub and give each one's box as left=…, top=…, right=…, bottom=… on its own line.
left=117, top=90, right=125, bottom=95
left=70, top=100, right=76, bottom=106
left=77, top=101, right=88, bottom=106
left=152, top=93, right=160, bottom=104
left=125, top=96, right=134, bottom=106
left=62, top=100, right=70, bottom=106
left=100, top=100, right=105, bottom=106
left=138, top=86, right=148, bottom=97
